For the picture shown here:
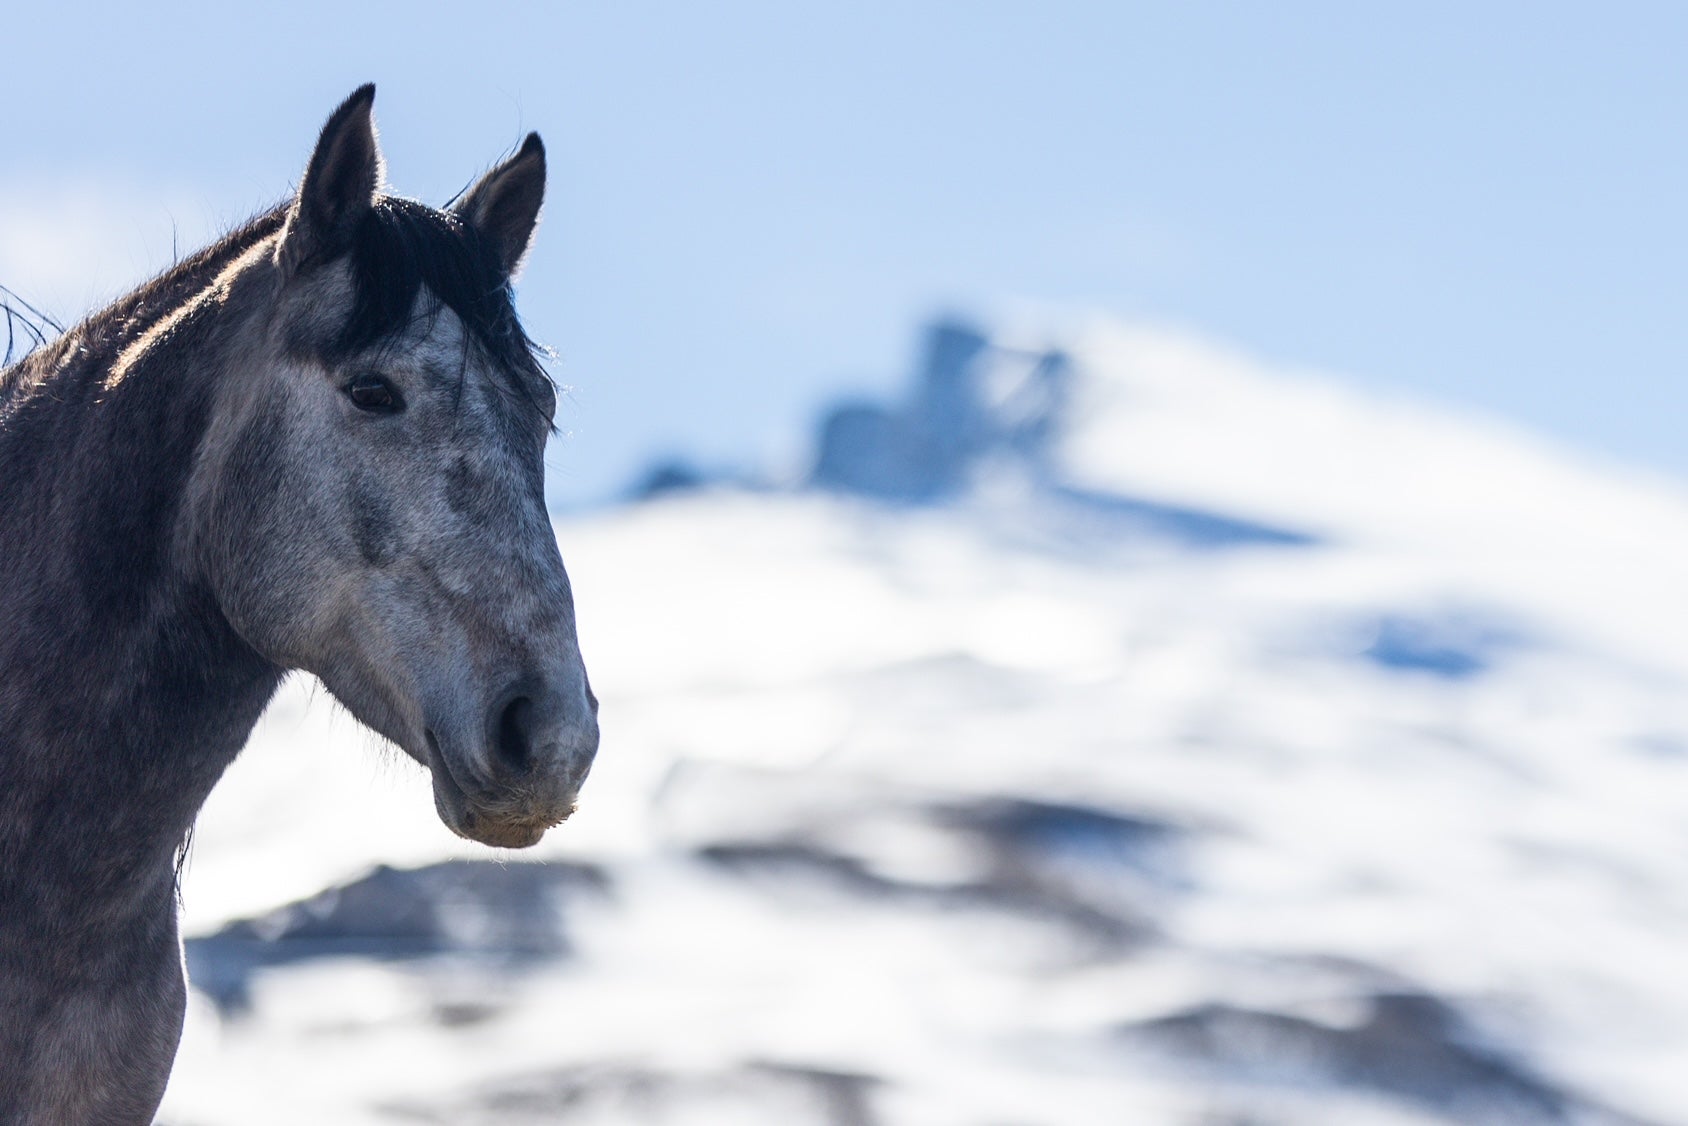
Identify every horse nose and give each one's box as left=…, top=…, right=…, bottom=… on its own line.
left=486, top=678, right=598, bottom=786
left=494, top=692, right=538, bottom=773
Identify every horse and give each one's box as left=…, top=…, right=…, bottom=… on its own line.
left=0, top=86, right=599, bottom=1122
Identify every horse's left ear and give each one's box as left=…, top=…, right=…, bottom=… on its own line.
left=454, top=133, right=546, bottom=280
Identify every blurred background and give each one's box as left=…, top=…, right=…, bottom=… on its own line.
left=7, top=3, right=1688, bottom=1123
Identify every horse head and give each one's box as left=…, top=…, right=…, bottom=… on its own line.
left=188, top=86, right=597, bottom=848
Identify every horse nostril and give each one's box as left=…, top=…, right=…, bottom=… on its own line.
left=495, top=695, right=535, bottom=773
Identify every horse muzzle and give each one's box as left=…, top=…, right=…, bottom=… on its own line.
left=422, top=678, right=599, bottom=849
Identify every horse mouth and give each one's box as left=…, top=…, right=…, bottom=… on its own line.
left=442, top=804, right=568, bottom=849
left=422, top=732, right=577, bottom=850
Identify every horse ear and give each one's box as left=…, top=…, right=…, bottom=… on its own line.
left=278, top=84, right=382, bottom=276
left=454, top=133, right=546, bottom=280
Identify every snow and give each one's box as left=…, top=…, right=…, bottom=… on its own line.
left=160, top=320, right=1688, bottom=1125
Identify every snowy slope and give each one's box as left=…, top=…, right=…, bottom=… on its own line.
left=160, top=322, right=1688, bottom=1126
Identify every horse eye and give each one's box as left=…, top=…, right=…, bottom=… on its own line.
left=345, top=374, right=403, bottom=414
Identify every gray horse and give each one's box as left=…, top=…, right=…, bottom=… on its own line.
left=0, top=86, right=598, bottom=1122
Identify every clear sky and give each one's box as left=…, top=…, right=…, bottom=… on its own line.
left=3, top=2, right=1684, bottom=504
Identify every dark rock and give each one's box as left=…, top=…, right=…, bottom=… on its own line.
left=628, top=459, right=712, bottom=500
left=380, top=1059, right=880, bottom=1126
left=1045, top=484, right=1319, bottom=550
left=1361, top=612, right=1521, bottom=679
left=186, top=860, right=606, bottom=1014
left=811, top=403, right=937, bottom=500
left=1124, top=992, right=1648, bottom=1125
left=810, top=318, right=1073, bottom=503
left=940, top=797, right=1187, bottom=890
left=695, top=797, right=1169, bottom=954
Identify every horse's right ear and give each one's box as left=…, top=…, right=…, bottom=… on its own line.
left=277, top=84, right=382, bottom=277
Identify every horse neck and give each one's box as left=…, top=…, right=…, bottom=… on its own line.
left=0, top=267, right=283, bottom=919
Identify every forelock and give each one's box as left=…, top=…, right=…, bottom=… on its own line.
left=325, top=197, right=540, bottom=374
left=283, top=195, right=555, bottom=429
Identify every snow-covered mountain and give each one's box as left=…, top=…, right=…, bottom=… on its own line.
left=160, top=320, right=1688, bottom=1126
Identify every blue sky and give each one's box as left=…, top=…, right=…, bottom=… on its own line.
left=4, top=2, right=1684, bottom=503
